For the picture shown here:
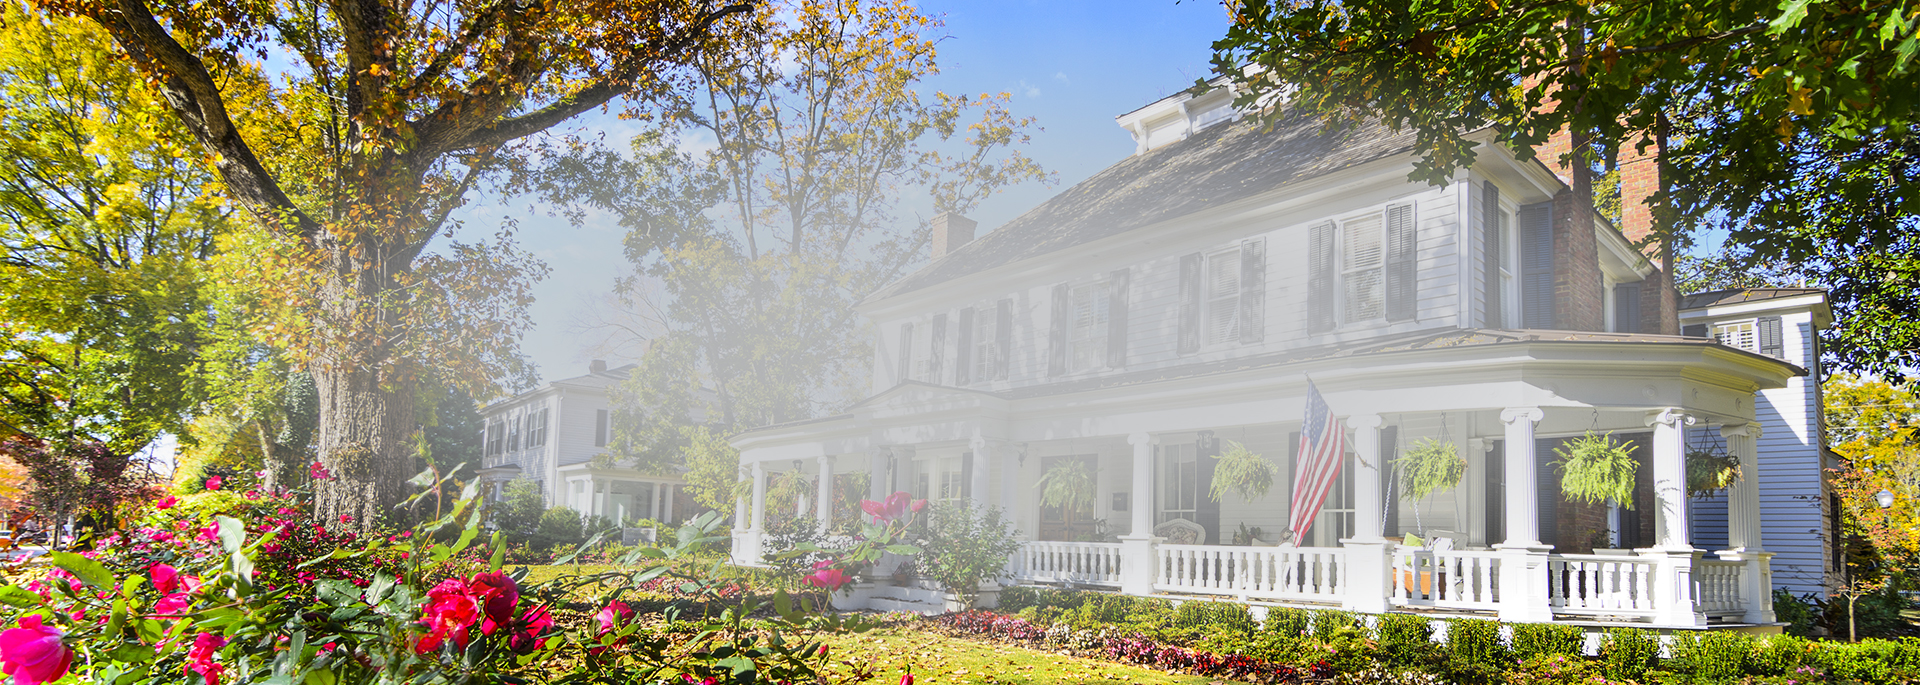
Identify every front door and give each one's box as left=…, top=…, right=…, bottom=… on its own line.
left=1037, top=455, right=1097, bottom=541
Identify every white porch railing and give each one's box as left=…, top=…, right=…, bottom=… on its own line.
left=1547, top=554, right=1658, bottom=617
left=1152, top=544, right=1347, bottom=602
left=1696, top=559, right=1747, bottom=617
left=1011, top=541, right=1123, bottom=587
left=1390, top=547, right=1501, bottom=611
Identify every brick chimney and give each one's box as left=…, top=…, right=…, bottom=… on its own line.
left=589, top=359, right=608, bottom=374
left=930, top=212, right=977, bottom=260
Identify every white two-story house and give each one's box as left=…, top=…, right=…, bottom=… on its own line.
left=478, top=360, right=693, bottom=526
left=728, top=85, right=1827, bottom=630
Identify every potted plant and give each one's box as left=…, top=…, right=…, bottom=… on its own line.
left=1554, top=431, right=1640, bottom=509
left=1210, top=440, right=1277, bottom=503
left=1036, top=459, right=1097, bottom=537
left=1395, top=437, right=1467, bottom=535
left=1687, top=444, right=1741, bottom=497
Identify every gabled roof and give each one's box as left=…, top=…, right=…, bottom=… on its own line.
left=1680, top=287, right=1826, bottom=310
left=864, top=112, right=1417, bottom=302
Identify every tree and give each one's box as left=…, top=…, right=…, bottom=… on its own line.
left=35, top=0, right=756, bottom=532
left=1211, top=0, right=1920, bottom=378
left=534, top=0, right=1049, bottom=480
left=0, top=4, right=228, bottom=455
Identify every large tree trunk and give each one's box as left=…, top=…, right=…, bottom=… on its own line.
left=312, top=255, right=418, bottom=534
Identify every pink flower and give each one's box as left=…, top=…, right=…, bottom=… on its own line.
left=309, top=461, right=332, bottom=481
left=156, top=495, right=178, bottom=510
left=861, top=491, right=918, bottom=523
left=507, top=605, right=552, bottom=654
left=204, top=476, right=222, bottom=491
left=416, top=579, right=480, bottom=654
left=467, top=572, right=518, bottom=635
left=595, top=601, right=635, bottom=635
left=803, top=566, right=852, bottom=592
left=196, top=524, right=219, bottom=544
left=154, top=593, right=192, bottom=617
left=151, top=564, right=182, bottom=594
left=900, top=674, right=915, bottom=685
left=185, top=632, right=225, bottom=685
left=0, top=615, right=72, bottom=685
left=680, top=675, right=718, bottom=685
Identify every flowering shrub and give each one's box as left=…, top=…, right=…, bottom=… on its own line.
left=0, top=473, right=931, bottom=685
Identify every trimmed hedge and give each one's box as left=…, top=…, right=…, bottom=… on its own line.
left=1511, top=622, right=1585, bottom=660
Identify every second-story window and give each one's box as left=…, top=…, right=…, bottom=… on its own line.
left=1340, top=213, right=1386, bottom=323
left=527, top=407, right=549, bottom=447
left=1714, top=320, right=1758, bottom=353
left=1205, top=246, right=1242, bottom=345
left=486, top=419, right=505, bottom=457
left=1068, top=281, right=1109, bottom=372
left=971, top=308, right=995, bottom=381
left=507, top=413, right=522, bottom=452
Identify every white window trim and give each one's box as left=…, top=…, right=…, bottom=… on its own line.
left=1713, top=319, right=1761, bottom=354
left=1202, top=245, right=1243, bottom=349
left=1066, top=278, right=1110, bottom=374
left=969, top=303, right=996, bottom=385
left=1501, top=201, right=1521, bottom=327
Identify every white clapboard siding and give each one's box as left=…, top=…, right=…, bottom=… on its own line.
left=1755, top=317, right=1832, bottom=596
left=1413, top=192, right=1460, bottom=323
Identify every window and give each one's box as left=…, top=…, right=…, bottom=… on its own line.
left=527, top=408, right=549, bottom=447
left=909, top=322, right=933, bottom=381
left=1205, top=247, right=1242, bottom=345
left=506, top=413, right=522, bottom=452
left=1714, top=320, right=1758, bottom=353
left=1311, top=453, right=1356, bottom=547
left=1157, top=443, right=1199, bottom=526
left=486, top=419, right=505, bottom=457
left=970, top=308, right=995, bottom=383
left=1340, top=213, right=1386, bottom=323
left=1068, top=281, right=1109, bottom=372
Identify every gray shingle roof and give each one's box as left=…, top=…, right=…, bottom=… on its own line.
left=865, top=111, right=1418, bottom=302
left=1679, top=287, right=1826, bottom=310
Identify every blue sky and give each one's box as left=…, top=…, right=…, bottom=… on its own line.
left=465, top=1, right=1235, bottom=384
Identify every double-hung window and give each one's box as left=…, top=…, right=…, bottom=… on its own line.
left=1714, top=320, right=1759, bottom=353
left=971, top=309, right=995, bottom=382
left=1340, top=213, right=1387, bottom=324
left=1157, top=443, right=1199, bottom=526
left=1205, top=247, right=1242, bottom=345
left=1068, top=281, right=1109, bottom=373
left=527, top=407, right=549, bottom=447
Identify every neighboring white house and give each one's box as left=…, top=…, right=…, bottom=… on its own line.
left=1679, top=288, right=1838, bottom=599
left=727, top=85, right=1826, bottom=630
left=478, top=360, right=692, bottom=526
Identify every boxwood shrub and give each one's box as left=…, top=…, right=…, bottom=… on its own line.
left=1264, top=606, right=1312, bottom=637
left=1599, top=627, right=1660, bottom=683
left=1511, top=622, right=1586, bottom=659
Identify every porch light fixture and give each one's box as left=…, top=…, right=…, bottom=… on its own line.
left=1876, top=489, right=1897, bottom=509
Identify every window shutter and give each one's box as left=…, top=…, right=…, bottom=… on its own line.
left=1682, top=323, right=1708, bottom=338
left=1385, top=204, right=1418, bottom=322
left=995, top=299, right=1012, bottom=380
left=1613, top=282, right=1642, bottom=333
left=1482, top=182, right=1503, bottom=328
left=1519, top=202, right=1556, bottom=329
left=955, top=307, right=975, bottom=385
left=1758, top=316, right=1784, bottom=358
left=1178, top=253, right=1202, bottom=353
left=1535, top=437, right=1559, bottom=547
left=962, top=452, right=974, bottom=500
left=1197, top=432, right=1221, bottom=544
left=929, top=313, right=947, bottom=384
left=1286, top=430, right=1301, bottom=508
left=1485, top=440, right=1504, bottom=545
left=1240, top=238, right=1267, bottom=342
left=594, top=409, right=608, bottom=447
left=1048, top=283, right=1069, bottom=376
left=896, top=323, right=913, bottom=384
left=1308, top=222, right=1336, bottom=333
left=1108, top=268, right=1131, bottom=368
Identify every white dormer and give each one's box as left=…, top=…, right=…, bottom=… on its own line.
left=1115, top=80, right=1240, bottom=155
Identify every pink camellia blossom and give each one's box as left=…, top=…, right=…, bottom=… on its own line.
left=196, top=524, right=219, bottom=544
left=900, top=673, right=915, bottom=685
left=185, top=632, right=226, bottom=685
left=151, top=564, right=182, bottom=594
left=154, top=593, right=192, bottom=617
left=595, top=601, right=634, bottom=635
left=156, top=495, right=178, bottom=510
left=803, top=566, right=852, bottom=592
left=860, top=491, right=919, bottom=523
left=0, top=614, right=73, bottom=685
left=909, top=498, right=927, bottom=513
left=415, top=579, right=480, bottom=654
left=309, top=461, right=332, bottom=481
left=507, top=605, right=552, bottom=654
left=467, top=572, right=518, bottom=635
left=679, top=675, right=718, bottom=685
left=204, top=476, right=222, bottom=491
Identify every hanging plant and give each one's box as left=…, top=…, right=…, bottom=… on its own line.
left=1554, top=431, right=1640, bottom=509
left=1035, top=460, right=1096, bottom=512
left=1687, top=447, right=1741, bottom=497
left=1209, top=441, right=1277, bottom=502
left=1396, top=438, right=1467, bottom=503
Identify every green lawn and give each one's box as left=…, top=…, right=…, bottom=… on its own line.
left=815, top=627, right=1217, bottom=685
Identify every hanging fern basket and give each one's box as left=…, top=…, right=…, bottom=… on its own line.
left=1396, top=438, right=1467, bottom=502
left=1687, top=447, right=1741, bottom=497
left=1554, top=431, right=1640, bottom=509
left=1209, top=441, right=1277, bottom=503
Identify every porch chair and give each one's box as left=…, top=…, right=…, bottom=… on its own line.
left=1151, top=518, right=1205, bottom=546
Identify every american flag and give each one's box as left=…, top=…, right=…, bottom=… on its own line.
left=1287, top=381, right=1347, bottom=543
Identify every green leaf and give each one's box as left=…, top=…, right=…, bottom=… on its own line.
left=46, top=551, right=114, bottom=589
left=0, top=585, right=46, bottom=608
left=884, top=544, right=921, bottom=555
left=106, top=642, right=155, bottom=663
left=488, top=531, right=505, bottom=573
left=104, top=599, right=127, bottom=637
left=408, top=467, right=436, bottom=488
left=316, top=580, right=358, bottom=607
left=216, top=516, right=246, bottom=554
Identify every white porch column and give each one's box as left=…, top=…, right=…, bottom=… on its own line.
left=1717, top=422, right=1776, bottom=624
left=750, top=462, right=768, bottom=532
left=1118, top=432, right=1160, bottom=596
left=795, top=463, right=810, bottom=518
left=1495, top=407, right=1554, bottom=622
left=816, top=455, right=835, bottom=533
left=969, top=436, right=993, bottom=510
left=730, top=467, right=754, bottom=565
left=1001, top=444, right=1024, bottom=535
left=1342, top=414, right=1391, bottom=614
left=1647, top=408, right=1705, bottom=627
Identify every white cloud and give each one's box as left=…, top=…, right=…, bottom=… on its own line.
left=1054, top=71, right=1070, bottom=84
left=1019, top=79, right=1042, bottom=98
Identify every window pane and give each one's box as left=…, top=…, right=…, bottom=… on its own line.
left=1344, top=269, right=1383, bottom=321
left=1343, top=215, right=1384, bottom=269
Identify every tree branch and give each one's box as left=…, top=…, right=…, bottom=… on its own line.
left=97, top=0, right=323, bottom=240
